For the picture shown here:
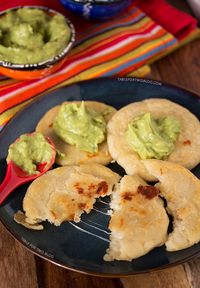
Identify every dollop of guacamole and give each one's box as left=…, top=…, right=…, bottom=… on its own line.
left=0, top=8, right=71, bottom=64
left=53, top=102, right=106, bottom=153
left=7, top=132, right=54, bottom=175
left=125, top=113, right=181, bottom=159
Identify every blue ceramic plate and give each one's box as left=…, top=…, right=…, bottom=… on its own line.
left=0, top=77, right=200, bottom=277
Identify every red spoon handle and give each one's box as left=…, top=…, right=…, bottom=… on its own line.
left=0, top=135, right=56, bottom=205
left=0, top=163, right=23, bottom=205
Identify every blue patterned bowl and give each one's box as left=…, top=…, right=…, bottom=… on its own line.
left=60, top=0, right=131, bottom=21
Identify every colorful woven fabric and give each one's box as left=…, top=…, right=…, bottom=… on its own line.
left=0, top=2, right=179, bottom=129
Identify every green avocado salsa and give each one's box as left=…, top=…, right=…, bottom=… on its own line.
left=125, top=113, right=181, bottom=159
left=0, top=8, right=71, bottom=64
left=7, top=132, right=54, bottom=175
left=53, top=102, right=106, bottom=153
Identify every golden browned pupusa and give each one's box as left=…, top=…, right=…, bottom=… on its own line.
left=15, top=164, right=120, bottom=229
left=104, top=175, right=169, bottom=261
left=107, top=98, right=200, bottom=181
left=142, top=159, right=200, bottom=251
left=36, top=101, right=116, bottom=166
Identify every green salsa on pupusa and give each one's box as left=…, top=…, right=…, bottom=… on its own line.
left=53, top=102, right=107, bottom=153
left=125, top=113, right=181, bottom=159
left=7, top=132, right=54, bottom=175
left=0, top=7, right=71, bottom=64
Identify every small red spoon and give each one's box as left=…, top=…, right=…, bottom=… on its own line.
left=0, top=135, right=56, bottom=205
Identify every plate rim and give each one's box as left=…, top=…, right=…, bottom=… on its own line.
left=2, top=213, right=200, bottom=278
left=0, top=76, right=200, bottom=277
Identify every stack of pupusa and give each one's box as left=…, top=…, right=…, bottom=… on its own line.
left=105, top=98, right=200, bottom=261
left=15, top=99, right=200, bottom=262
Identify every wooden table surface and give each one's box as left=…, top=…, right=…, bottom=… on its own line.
left=1, top=2, right=200, bottom=288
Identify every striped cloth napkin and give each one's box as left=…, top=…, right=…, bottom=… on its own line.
left=0, top=0, right=198, bottom=130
